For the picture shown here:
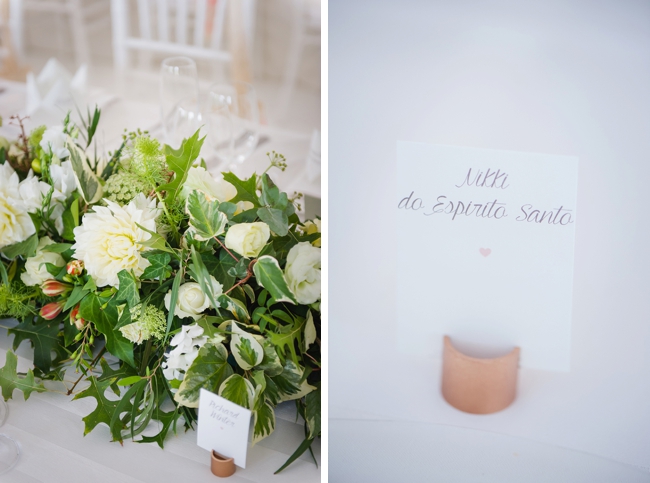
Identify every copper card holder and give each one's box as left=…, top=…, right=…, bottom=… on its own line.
left=441, top=335, right=520, bottom=414
left=211, top=450, right=236, bottom=478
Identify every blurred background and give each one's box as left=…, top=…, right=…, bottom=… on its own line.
left=0, top=0, right=321, bottom=216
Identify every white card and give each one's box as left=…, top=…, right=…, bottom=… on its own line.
left=197, top=388, right=252, bottom=468
left=396, top=142, right=578, bottom=371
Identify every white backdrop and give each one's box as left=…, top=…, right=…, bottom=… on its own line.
left=329, top=0, right=650, bottom=473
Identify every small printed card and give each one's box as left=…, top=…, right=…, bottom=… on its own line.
left=396, top=142, right=578, bottom=371
left=197, top=388, right=252, bottom=468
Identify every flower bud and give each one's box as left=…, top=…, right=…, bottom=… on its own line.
left=40, top=301, right=65, bottom=320
left=66, top=260, right=84, bottom=276
left=41, top=279, right=72, bottom=297
left=31, top=158, right=42, bottom=174
left=69, top=303, right=86, bottom=330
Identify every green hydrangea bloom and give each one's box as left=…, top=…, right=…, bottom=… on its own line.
left=119, top=304, right=166, bottom=344
left=104, top=171, right=150, bottom=204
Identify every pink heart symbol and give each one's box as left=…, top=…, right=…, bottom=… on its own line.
left=479, top=248, right=491, bottom=257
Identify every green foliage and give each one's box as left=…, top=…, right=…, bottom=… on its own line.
left=253, top=256, right=298, bottom=304
left=141, top=253, right=172, bottom=280
left=256, top=174, right=294, bottom=236
left=0, top=282, right=40, bottom=319
left=218, top=374, right=255, bottom=409
left=186, top=190, right=228, bottom=240
left=104, top=171, right=150, bottom=204
left=175, top=343, right=233, bottom=408
left=0, top=351, right=46, bottom=401
left=115, top=270, right=140, bottom=307
left=67, top=141, right=102, bottom=203
left=73, top=376, right=125, bottom=437
left=158, top=130, right=205, bottom=203
left=78, top=295, right=135, bottom=367
left=222, top=172, right=260, bottom=206
left=9, top=317, right=61, bottom=372
left=1, top=233, right=38, bottom=259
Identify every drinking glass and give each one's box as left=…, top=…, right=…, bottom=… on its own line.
left=160, top=57, right=201, bottom=146
left=207, top=82, right=260, bottom=165
left=0, top=400, right=19, bottom=475
left=206, top=91, right=233, bottom=166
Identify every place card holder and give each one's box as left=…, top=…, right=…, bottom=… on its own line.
left=441, top=335, right=520, bottom=414
left=211, top=450, right=236, bottom=478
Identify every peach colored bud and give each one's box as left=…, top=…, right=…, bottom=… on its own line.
left=40, top=301, right=65, bottom=320
left=69, top=304, right=86, bottom=330
left=66, top=260, right=84, bottom=276
left=41, top=279, right=72, bottom=297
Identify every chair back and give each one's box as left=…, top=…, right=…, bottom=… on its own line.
left=111, top=0, right=255, bottom=70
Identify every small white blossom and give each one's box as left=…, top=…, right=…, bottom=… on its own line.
left=40, top=126, right=70, bottom=159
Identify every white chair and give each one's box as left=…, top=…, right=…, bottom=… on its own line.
left=10, top=0, right=109, bottom=67
left=111, top=0, right=256, bottom=81
left=279, top=0, right=320, bottom=117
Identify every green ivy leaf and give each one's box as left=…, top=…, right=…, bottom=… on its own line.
left=304, top=310, right=317, bottom=351
left=217, top=294, right=250, bottom=321
left=9, top=317, right=61, bottom=372
left=305, top=386, right=321, bottom=438
left=115, top=270, right=140, bottom=307
left=230, top=322, right=263, bottom=370
left=256, top=207, right=289, bottom=236
left=259, top=174, right=288, bottom=209
left=141, top=253, right=172, bottom=280
left=267, top=318, right=305, bottom=365
left=175, top=343, right=233, bottom=408
left=252, top=397, right=276, bottom=445
left=253, top=256, right=297, bottom=304
left=218, top=374, right=255, bottom=409
left=222, top=172, right=259, bottom=205
left=256, top=339, right=283, bottom=377
left=79, top=295, right=135, bottom=367
left=186, top=190, right=228, bottom=240
left=1, top=233, right=38, bottom=259
left=0, top=351, right=46, bottom=401
left=270, top=359, right=303, bottom=400
left=203, top=250, right=236, bottom=291
left=159, top=130, right=205, bottom=203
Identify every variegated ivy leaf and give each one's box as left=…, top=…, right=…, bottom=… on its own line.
left=230, top=322, right=264, bottom=370
left=218, top=374, right=255, bottom=409
left=252, top=256, right=298, bottom=304
left=305, top=386, right=320, bottom=439
left=67, top=140, right=103, bottom=204
left=304, top=310, right=316, bottom=351
left=254, top=337, right=283, bottom=377
left=186, top=190, right=228, bottom=240
left=174, top=343, right=233, bottom=408
left=252, top=398, right=276, bottom=445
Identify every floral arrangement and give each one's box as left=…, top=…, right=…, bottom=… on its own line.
left=0, top=110, right=321, bottom=472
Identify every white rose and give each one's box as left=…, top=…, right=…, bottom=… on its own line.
left=18, top=170, right=51, bottom=213
left=225, top=222, right=270, bottom=258
left=234, top=201, right=254, bottom=215
left=284, top=242, right=321, bottom=304
left=71, top=193, right=160, bottom=287
left=40, top=126, right=70, bottom=159
left=179, top=167, right=236, bottom=202
left=20, top=236, right=65, bottom=286
left=164, top=276, right=222, bottom=320
left=50, top=160, right=76, bottom=198
left=0, top=163, right=35, bottom=249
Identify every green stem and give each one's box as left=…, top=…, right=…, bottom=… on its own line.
left=155, top=190, right=180, bottom=242
left=140, top=339, right=154, bottom=375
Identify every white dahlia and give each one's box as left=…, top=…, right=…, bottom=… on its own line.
left=0, top=163, right=36, bottom=249
left=71, top=193, right=160, bottom=287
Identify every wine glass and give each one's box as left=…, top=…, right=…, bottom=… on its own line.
left=0, top=400, right=19, bottom=475
left=206, top=92, right=234, bottom=167
left=207, top=82, right=260, bottom=166
left=160, top=57, right=201, bottom=146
